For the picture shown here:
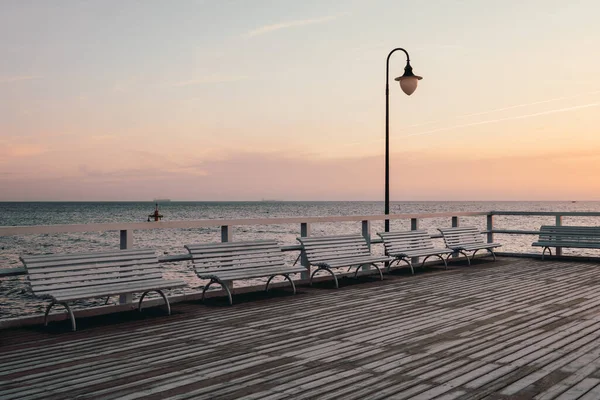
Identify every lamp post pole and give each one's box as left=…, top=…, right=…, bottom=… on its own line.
left=384, top=48, right=422, bottom=232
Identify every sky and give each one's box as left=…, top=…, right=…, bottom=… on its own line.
left=1, top=0, right=599, bottom=201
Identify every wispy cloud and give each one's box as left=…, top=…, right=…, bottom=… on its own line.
left=172, top=75, right=247, bottom=87
left=244, top=15, right=339, bottom=38
left=0, top=75, right=41, bottom=84
left=404, top=103, right=600, bottom=138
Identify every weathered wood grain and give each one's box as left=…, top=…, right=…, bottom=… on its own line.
left=4, top=257, right=600, bottom=399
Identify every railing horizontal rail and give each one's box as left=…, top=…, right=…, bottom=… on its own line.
left=0, top=211, right=488, bottom=237
left=491, top=229, right=541, bottom=235
left=491, top=211, right=600, bottom=217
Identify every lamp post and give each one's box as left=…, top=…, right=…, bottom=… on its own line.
left=385, top=48, right=422, bottom=232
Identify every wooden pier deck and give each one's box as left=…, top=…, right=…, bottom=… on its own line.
left=3, top=257, right=600, bottom=399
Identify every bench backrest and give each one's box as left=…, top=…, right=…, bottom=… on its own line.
left=378, top=230, right=435, bottom=254
left=538, top=225, right=600, bottom=244
left=185, top=240, right=285, bottom=274
left=438, top=227, right=484, bottom=247
left=297, top=235, right=371, bottom=264
left=20, top=249, right=160, bottom=296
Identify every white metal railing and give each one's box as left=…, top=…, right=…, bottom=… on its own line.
left=3, top=210, right=600, bottom=306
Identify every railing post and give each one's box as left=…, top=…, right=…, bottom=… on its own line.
left=119, top=230, right=133, bottom=305
left=120, top=230, right=133, bottom=249
left=452, top=216, right=459, bottom=228
left=411, top=218, right=420, bottom=265
left=300, top=223, right=311, bottom=280
left=221, top=225, right=232, bottom=242
left=487, top=214, right=494, bottom=244
left=362, top=220, right=371, bottom=250
left=555, top=215, right=562, bottom=257
left=362, top=220, right=371, bottom=271
left=220, top=225, right=234, bottom=291
left=451, top=216, right=459, bottom=259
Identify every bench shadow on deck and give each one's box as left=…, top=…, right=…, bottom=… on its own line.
left=3, top=257, right=600, bottom=399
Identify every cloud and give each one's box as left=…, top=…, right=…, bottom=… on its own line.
left=244, top=15, right=339, bottom=38
left=3, top=149, right=600, bottom=201
left=0, top=75, right=41, bottom=84
left=172, top=75, right=248, bottom=87
left=0, top=144, right=48, bottom=158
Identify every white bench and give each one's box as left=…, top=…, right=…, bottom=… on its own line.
left=185, top=240, right=306, bottom=305
left=378, top=230, right=454, bottom=274
left=20, top=249, right=186, bottom=331
left=533, top=225, right=600, bottom=260
left=438, top=226, right=502, bottom=266
left=297, top=235, right=392, bottom=288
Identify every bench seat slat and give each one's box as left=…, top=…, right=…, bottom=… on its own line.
left=22, top=254, right=157, bottom=269
left=313, top=255, right=392, bottom=269
left=305, top=250, right=370, bottom=261
left=31, top=273, right=170, bottom=293
left=454, top=243, right=502, bottom=251
left=37, top=278, right=185, bottom=297
left=533, top=241, right=600, bottom=248
left=307, top=252, right=388, bottom=264
left=27, top=265, right=163, bottom=280
left=185, top=240, right=279, bottom=251
left=199, top=266, right=306, bottom=281
left=28, top=269, right=164, bottom=284
left=21, top=248, right=156, bottom=262
left=39, top=279, right=186, bottom=302
left=387, top=248, right=454, bottom=258
left=189, top=254, right=285, bottom=266
left=196, top=260, right=286, bottom=273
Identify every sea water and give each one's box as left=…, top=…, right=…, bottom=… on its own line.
left=2, top=201, right=600, bottom=319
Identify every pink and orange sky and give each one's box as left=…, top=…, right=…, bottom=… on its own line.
left=1, top=0, right=599, bottom=201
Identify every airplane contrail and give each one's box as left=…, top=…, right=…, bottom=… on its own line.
left=403, top=103, right=600, bottom=138
left=405, top=89, right=600, bottom=128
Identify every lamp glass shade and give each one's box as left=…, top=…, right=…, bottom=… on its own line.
left=399, top=76, right=419, bottom=96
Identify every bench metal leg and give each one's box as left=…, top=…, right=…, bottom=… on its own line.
left=44, top=301, right=55, bottom=327
left=448, top=250, right=470, bottom=266
left=402, top=258, right=414, bottom=275
left=542, top=247, right=552, bottom=260
left=104, top=296, right=111, bottom=305
left=439, top=255, right=448, bottom=269
left=373, top=263, right=384, bottom=281
left=139, top=290, right=171, bottom=315
left=471, top=249, right=480, bottom=261
left=353, top=263, right=383, bottom=281
left=310, top=267, right=338, bottom=289
left=389, top=258, right=413, bottom=274
left=425, top=254, right=449, bottom=270
left=265, top=274, right=297, bottom=295
left=487, top=248, right=497, bottom=261
left=44, top=301, right=77, bottom=331
left=63, top=303, right=76, bottom=332
left=456, top=250, right=471, bottom=267
left=202, top=278, right=234, bottom=305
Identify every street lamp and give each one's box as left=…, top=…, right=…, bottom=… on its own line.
left=385, top=48, right=422, bottom=232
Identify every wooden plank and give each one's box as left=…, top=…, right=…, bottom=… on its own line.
left=7, top=257, right=600, bottom=399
